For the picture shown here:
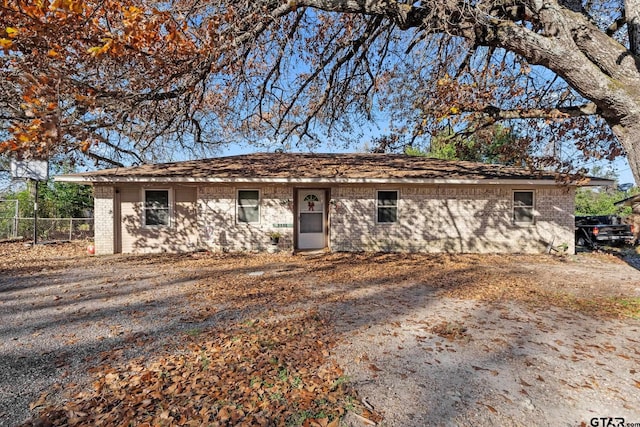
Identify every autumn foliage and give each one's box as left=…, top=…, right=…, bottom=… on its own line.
left=0, top=0, right=638, bottom=177
left=1, top=0, right=210, bottom=164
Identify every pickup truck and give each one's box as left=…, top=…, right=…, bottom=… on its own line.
left=575, top=215, right=635, bottom=249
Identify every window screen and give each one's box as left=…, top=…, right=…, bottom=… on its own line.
left=144, top=190, right=170, bottom=226
left=300, top=213, right=323, bottom=233
left=513, top=191, right=534, bottom=224
left=238, top=190, right=260, bottom=223
left=377, top=190, right=398, bottom=223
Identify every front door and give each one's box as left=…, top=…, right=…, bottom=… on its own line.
left=298, top=189, right=326, bottom=250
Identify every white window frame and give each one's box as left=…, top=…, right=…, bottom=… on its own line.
left=237, top=189, right=261, bottom=224
left=513, top=190, right=535, bottom=225
left=376, top=190, right=399, bottom=224
left=143, top=188, right=172, bottom=227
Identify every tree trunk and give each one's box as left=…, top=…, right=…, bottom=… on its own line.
left=611, top=119, right=640, bottom=185
left=627, top=0, right=640, bottom=55
left=481, top=3, right=640, bottom=184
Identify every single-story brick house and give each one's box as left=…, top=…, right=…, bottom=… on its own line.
left=55, top=153, right=610, bottom=255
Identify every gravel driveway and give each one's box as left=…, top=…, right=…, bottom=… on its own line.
left=1, top=242, right=640, bottom=426
left=0, top=249, right=231, bottom=426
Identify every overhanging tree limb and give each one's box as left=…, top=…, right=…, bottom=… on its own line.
left=476, top=103, right=599, bottom=120
left=2, top=0, right=640, bottom=183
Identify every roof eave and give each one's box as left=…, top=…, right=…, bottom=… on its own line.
left=582, top=178, right=616, bottom=187
left=55, top=175, right=580, bottom=186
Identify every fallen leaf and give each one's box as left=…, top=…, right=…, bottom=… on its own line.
left=477, top=402, right=498, bottom=413
left=29, top=392, right=49, bottom=411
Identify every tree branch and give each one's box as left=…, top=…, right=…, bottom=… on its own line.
left=432, top=103, right=600, bottom=120
left=483, top=103, right=599, bottom=119
left=626, top=0, right=640, bottom=55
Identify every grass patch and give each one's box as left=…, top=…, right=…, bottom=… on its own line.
left=531, top=293, right=640, bottom=319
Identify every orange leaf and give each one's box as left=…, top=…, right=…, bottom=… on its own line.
left=0, top=38, right=12, bottom=50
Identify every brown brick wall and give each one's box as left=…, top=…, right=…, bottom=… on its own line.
left=198, top=185, right=295, bottom=251
left=329, top=185, right=575, bottom=254
left=93, top=185, right=114, bottom=255
left=94, top=182, right=575, bottom=255
left=118, top=184, right=199, bottom=254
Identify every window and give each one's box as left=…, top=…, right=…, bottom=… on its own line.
left=237, top=190, right=260, bottom=223
left=377, top=190, right=398, bottom=223
left=144, top=189, right=170, bottom=226
left=513, top=191, right=534, bottom=224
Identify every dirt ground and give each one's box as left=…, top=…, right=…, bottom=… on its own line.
left=1, top=241, right=640, bottom=426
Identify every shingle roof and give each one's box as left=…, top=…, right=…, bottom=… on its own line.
left=55, top=153, right=608, bottom=185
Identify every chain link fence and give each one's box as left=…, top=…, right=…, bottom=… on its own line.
left=0, top=216, right=93, bottom=242
left=0, top=199, right=19, bottom=240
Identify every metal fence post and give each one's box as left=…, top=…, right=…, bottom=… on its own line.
left=33, top=180, right=38, bottom=245
left=13, top=199, right=19, bottom=238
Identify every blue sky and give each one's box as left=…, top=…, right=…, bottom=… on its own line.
left=607, top=157, right=634, bottom=185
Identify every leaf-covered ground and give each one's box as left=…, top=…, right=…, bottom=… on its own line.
left=1, top=241, right=639, bottom=426
left=28, top=315, right=364, bottom=426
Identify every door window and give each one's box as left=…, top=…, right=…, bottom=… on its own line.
left=300, top=212, right=323, bottom=233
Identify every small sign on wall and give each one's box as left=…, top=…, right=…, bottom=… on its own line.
left=273, top=223, right=293, bottom=228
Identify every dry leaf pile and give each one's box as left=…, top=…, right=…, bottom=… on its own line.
left=2, top=242, right=637, bottom=319
left=0, top=241, right=94, bottom=274
left=23, top=313, right=378, bottom=426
